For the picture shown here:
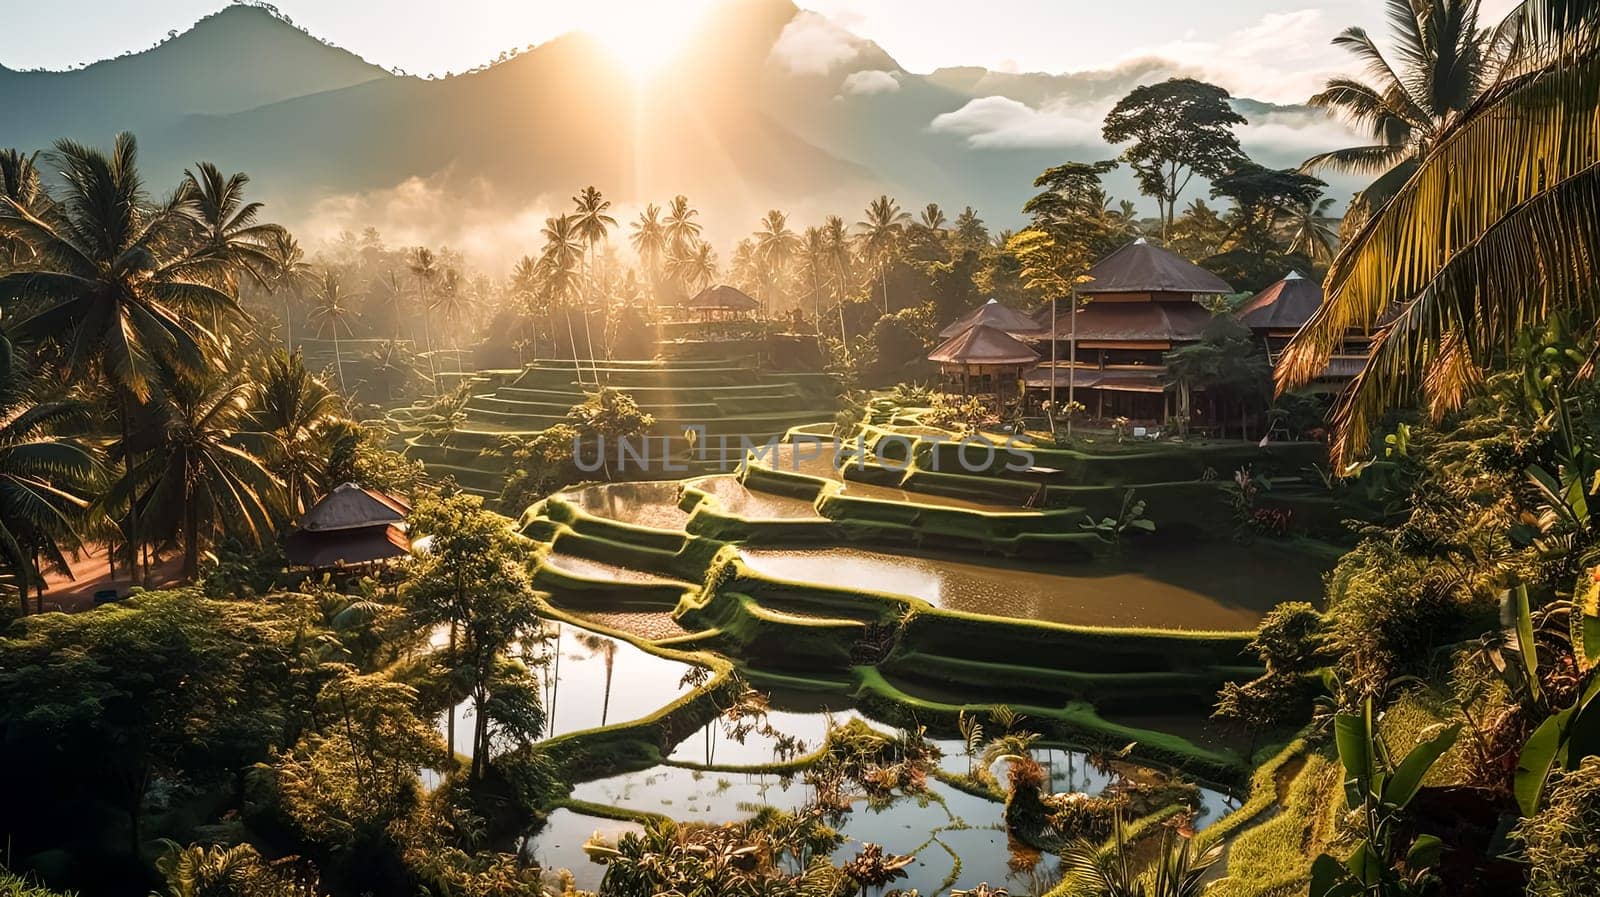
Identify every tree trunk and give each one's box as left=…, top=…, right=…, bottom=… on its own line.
left=182, top=494, right=199, bottom=580
left=119, top=393, right=144, bottom=587
left=446, top=621, right=457, bottom=763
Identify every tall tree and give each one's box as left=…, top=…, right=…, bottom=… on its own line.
left=540, top=215, right=588, bottom=383
left=309, top=271, right=354, bottom=394
left=1102, top=78, right=1247, bottom=238
left=0, top=149, right=50, bottom=269
left=629, top=203, right=668, bottom=308
left=0, top=134, right=245, bottom=582
left=663, top=195, right=702, bottom=256
left=572, top=187, right=616, bottom=366
left=668, top=241, right=718, bottom=295
left=799, top=226, right=829, bottom=323
left=753, top=210, right=800, bottom=316
left=0, top=332, right=95, bottom=614
left=1305, top=0, right=1493, bottom=221
left=180, top=162, right=281, bottom=292
left=254, top=348, right=339, bottom=518
left=407, top=247, right=441, bottom=393
left=265, top=231, right=314, bottom=349
left=856, top=195, right=910, bottom=316
left=123, top=367, right=280, bottom=578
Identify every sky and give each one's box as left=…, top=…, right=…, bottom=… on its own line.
left=0, top=0, right=1524, bottom=104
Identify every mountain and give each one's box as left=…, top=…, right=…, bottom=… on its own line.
left=0, top=6, right=390, bottom=152
left=0, top=0, right=1361, bottom=263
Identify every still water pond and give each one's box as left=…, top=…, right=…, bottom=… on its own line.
left=738, top=543, right=1324, bottom=630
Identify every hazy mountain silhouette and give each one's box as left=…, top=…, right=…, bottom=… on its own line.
left=0, top=1, right=1353, bottom=259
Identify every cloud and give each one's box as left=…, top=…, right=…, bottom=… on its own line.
left=841, top=69, right=899, bottom=95
left=770, top=11, right=866, bottom=76
left=929, top=95, right=1109, bottom=149
left=1111, top=8, right=1337, bottom=104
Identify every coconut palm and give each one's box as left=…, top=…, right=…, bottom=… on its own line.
left=668, top=240, right=717, bottom=295
left=265, top=231, right=315, bottom=349
left=121, top=366, right=280, bottom=578
left=630, top=203, right=668, bottom=308
left=254, top=348, right=339, bottom=518
left=799, top=226, right=829, bottom=322
left=1304, top=0, right=1495, bottom=219
left=430, top=267, right=473, bottom=378
left=822, top=215, right=853, bottom=304
left=920, top=203, right=948, bottom=235
left=953, top=206, right=989, bottom=250
left=0, top=149, right=50, bottom=269
left=1279, top=195, right=1341, bottom=264
left=180, top=162, right=281, bottom=291
left=575, top=631, right=619, bottom=725
left=663, top=194, right=702, bottom=253
left=308, top=271, right=354, bottom=394
left=754, top=210, right=800, bottom=316
left=407, top=246, right=442, bottom=393
left=540, top=215, right=589, bottom=384
left=0, top=332, right=95, bottom=614
left=572, top=187, right=616, bottom=367
left=856, top=195, right=909, bottom=315
left=0, top=134, right=242, bottom=581
left=509, top=255, right=543, bottom=359
left=1278, top=1, right=1600, bottom=465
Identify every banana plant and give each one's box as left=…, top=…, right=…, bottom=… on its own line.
left=1310, top=696, right=1460, bottom=897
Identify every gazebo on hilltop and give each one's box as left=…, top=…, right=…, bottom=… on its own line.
left=684, top=285, right=760, bottom=322
left=285, top=483, right=412, bottom=570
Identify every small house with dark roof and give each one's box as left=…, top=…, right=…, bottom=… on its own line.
left=939, top=299, right=1049, bottom=339
left=684, top=285, right=759, bottom=322
left=284, top=483, right=412, bottom=569
left=928, top=323, right=1040, bottom=413
left=1034, top=238, right=1234, bottom=422
left=1240, top=270, right=1369, bottom=391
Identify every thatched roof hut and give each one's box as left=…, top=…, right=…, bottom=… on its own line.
left=1237, top=271, right=1323, bottom=334
left=686, top=285, right=759, bottom=311
left=938, top=299, right=1049, bottom=339
left=1080, top=237, right=1233, bottom=298
left=285, top=483, right=411, bottom=568
left=929, top=324, right=1042, bottom=367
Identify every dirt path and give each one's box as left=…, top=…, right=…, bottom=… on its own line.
left=29, top=546, right=183, bottom=614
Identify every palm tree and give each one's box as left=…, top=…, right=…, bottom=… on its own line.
left=0, top=332, right=96, bottom=614
left=1280, top=195, right=1341, bottom=264
left=254, top=349, right=339, bottom=518
left=1304, top=0, right=1494, bottom=220
left=953, top=206, right=989, bottom=251
left=540, top=215, right=589, bottom=385
left=430, top=267, right=473, bottom=378
left=919, top=203, right=948, bottom=236
left=1278, top=1, right=1600, bottom=465
left=799, top=226, right=829, bottom=323
left=753, top=210, right=800, bottom=316
left=0, top=149, right=50, bottom=269
left=265, top=231, right=314, bottom=349
left=0, top=134, right=243, bottom=582
left=575, top=632, right=618, bottom=725
left=509, top=255, right=542, bottom=360
left=663, top=195, right=702, bottom=254
left=407, top=246, right=442, bottom=393
left=180, top=162, right=281, bottom=291
left=124, top=366, right=280, bottom=579
left=309, top=272, right=354, bottom=394
left=822, top=215, right=853, bottom=304
left=630, top=203, right=668, bottom=309
left=856, top=195, right=909, bottom=316
left=572, top=187, right=617, bottom=369
left=668, top=240, right=717, bottom=295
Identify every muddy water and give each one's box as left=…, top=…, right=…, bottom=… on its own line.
left=738, top=543, right=1325, bottom=630
left=544, top=552, right=687, bottom=585
left=694, top=475, right=823, bottom=519
left=559, top=481, right=691, bottom=531
left=755, top=444, right=1019, bottom=511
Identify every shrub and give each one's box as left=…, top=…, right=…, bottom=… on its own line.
left=1516, top=757, right=1600, bottom=897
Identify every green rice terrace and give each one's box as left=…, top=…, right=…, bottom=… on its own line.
left=464, top=401, right=1346, bottom=895
left=396, top=357, right=839, bottom=497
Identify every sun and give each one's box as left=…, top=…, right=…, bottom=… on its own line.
left=584, top=0, right=716, bottom=78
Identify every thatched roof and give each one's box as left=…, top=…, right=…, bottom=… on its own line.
left=1237, top=271, right=1323, bottom=330
left=685, top=285, right=759, bottom=311
left=1083, top=238, right=1233, bottom=296
left=295, top=483, right=409, bottom=533
left=939, top=299, right=1049, bottom=339
left=1024, top=366, right=1168, bottom=394
left=285, top=523, right=411, bottom=567
left=1050, top=301, right=1212, bottom=344
left=929, top=324, right=1041, bottom=366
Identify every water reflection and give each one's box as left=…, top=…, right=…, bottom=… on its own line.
left=559, top=482, right=691, bottom=531
left=738, top=544, right=1324, bottom=630
left=695, top=475, right=823, bottom=520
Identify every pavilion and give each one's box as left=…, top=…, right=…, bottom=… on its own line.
left=284, top=483, right=412, bottom=569
left=928, top=323, right=1041, bottom=414
left=939, top=298, right=1049, bottom=339
left=1031, top=238, right=1233, bottom=422
left=1239, top=270, right=1367, bottom=390
left=684, top=285, right=760, bottom=322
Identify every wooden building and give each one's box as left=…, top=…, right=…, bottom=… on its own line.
left=285, top=483, right=412, bottom=569
left=1238, top=271, right=1367, bottom=391
left=1031, top=238, right=1234, bottom=422
left=928, top=323, right=1041, bottom=414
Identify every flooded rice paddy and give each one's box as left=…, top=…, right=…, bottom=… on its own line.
left=738, top=543, right=1323, bottom=630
